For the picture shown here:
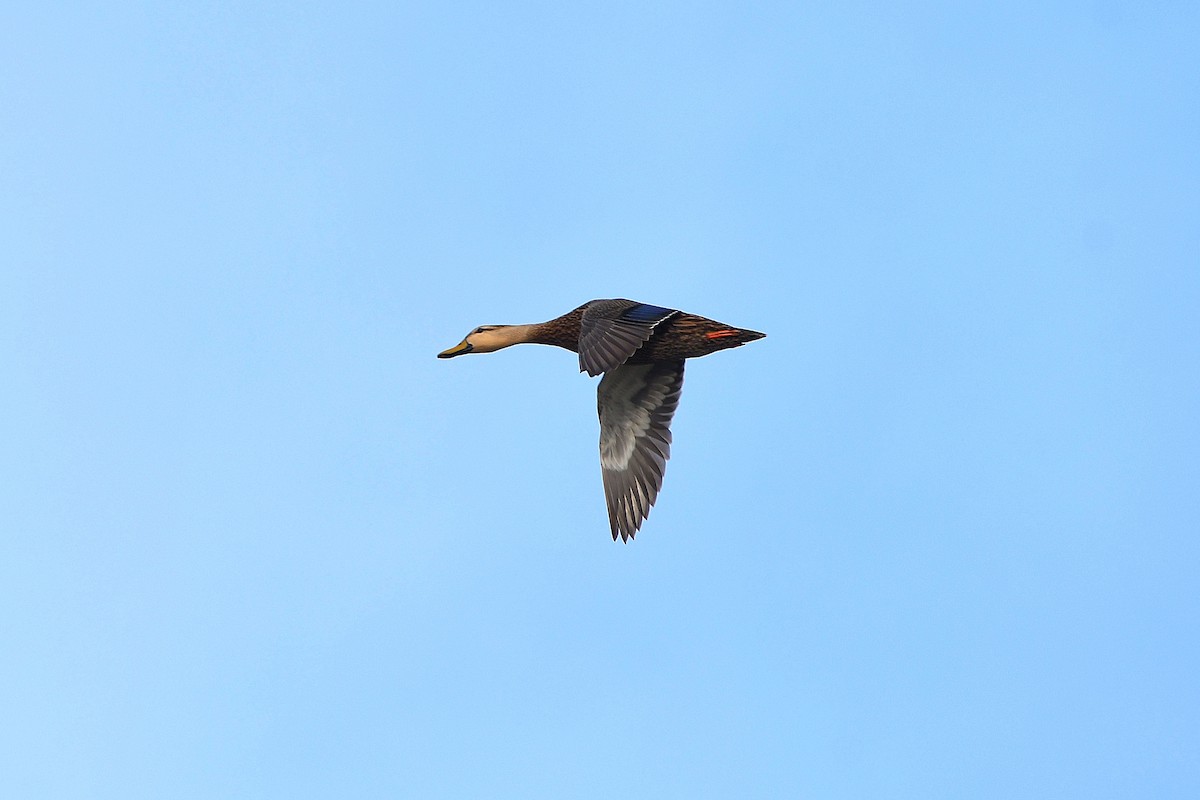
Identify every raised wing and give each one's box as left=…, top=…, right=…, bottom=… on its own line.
left=597, top=359, right=685, bottom=541
left=578, top=300, right=678, bottom=377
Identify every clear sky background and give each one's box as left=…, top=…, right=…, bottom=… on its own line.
left=3, top=2, right=1197, bottom=798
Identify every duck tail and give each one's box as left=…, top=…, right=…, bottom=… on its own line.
left=705, top=327, right=766, bottom=346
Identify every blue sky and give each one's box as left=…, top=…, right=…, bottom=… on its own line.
left=3, top=2, right=1197, bottom=797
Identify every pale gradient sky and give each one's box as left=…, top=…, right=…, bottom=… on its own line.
left=3, top=2, right=1198, bottom=798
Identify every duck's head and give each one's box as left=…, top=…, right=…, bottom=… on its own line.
left=437, top=325, right=527, bottom=358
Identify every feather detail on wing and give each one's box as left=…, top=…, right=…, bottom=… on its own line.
left=597, top=359, right=685, bottom=541
left=578, top=300, right=678, bottom=377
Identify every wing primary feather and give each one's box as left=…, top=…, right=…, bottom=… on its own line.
left=596, top=359, right=685, bottom=541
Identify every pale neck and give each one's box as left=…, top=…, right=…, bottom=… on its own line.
left=496, top=323, right=540, bottom=346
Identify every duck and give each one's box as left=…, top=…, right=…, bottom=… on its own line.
left=438, top=299, right=765, bottom=541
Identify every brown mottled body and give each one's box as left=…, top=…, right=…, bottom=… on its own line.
left=529, top=302, right=765, bottom=363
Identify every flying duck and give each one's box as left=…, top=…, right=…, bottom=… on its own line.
left=438, top=299, right=764, bottom=541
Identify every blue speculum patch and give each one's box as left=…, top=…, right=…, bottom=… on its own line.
left=622, top=303, right=674, bottom=323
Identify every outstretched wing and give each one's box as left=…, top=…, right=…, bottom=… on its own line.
left=578, top=300, right=678, bottom=377
left=597, top=359, right=685, bottom=541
